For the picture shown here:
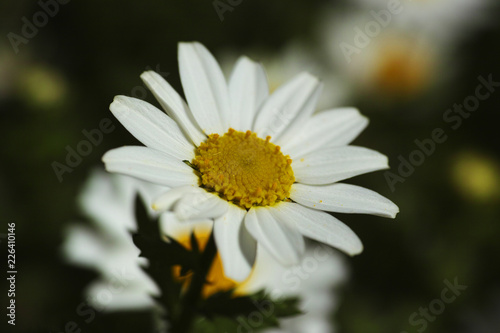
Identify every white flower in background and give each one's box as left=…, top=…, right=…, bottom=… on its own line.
left=164, top=211, right=348, bottom=333
left=63, top=169, right=166, bottom=310
left=352, top=0, right=492, bottom=40
left=319, top=9, right=453, bottom=102
left=64, top=170, right=348, bottom=333
left=238, top=245, right=348, bottom=333
left=218, top=41, right=348, bottom=111
left=102, top=41, right=399, bottom=283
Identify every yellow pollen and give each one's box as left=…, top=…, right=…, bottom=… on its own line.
left=192, top=129, right=295, bottom=209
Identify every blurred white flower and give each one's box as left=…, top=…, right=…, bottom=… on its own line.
left=238, top=244, right=348, bottom=333
left=63, top=169, right=167, bottom=311
left=63, top=170, right=348, bottom=333
left=319, top=8, right=454, bottom=103
left=352, top=0, right=492, bottom=40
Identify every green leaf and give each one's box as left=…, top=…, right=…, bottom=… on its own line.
left=131, top=196, right=195, bottom=320
left=198, top=289, right=302, bottom=331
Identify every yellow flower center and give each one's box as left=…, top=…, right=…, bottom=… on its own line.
left=192, top=129, right=294, bottom=209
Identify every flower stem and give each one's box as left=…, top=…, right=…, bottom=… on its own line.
left=170, top=228, right=217, bottom=333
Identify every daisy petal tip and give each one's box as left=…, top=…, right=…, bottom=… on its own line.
left=361, top=114, right=370, bottom=125
left=178, top=40, right=195, bottom=46
left=225, top=268, right=251, bottom=283
left=301, top=71, right=320, bottom=82
left=342, top=238, right=364, bottom=257
left=109, top=97, right=120, bottom=110
left=111, top=94, right=128, bottom=104
left=101, top=150, right=115, bottom=164
left=139, top=70, right=154, bottom=81
left=390, top=197, right=400, bottom=214
left=300, top=72, right=322, bottom=89
left=237, top=55, right=253, bottom=64
left=109, top=95, right=130, bottom=113
left=348, top=107, right=368, bottom=121
left=381, top=202, right=399, bottom=219
left=389, top=206, right=400, bottom=219
left=178, top=41, right=202, bottom=52
left=349, top=246, right=364, bottom=257
left=380, top=156, right=390, bottom=170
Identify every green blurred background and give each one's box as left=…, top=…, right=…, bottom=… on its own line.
left=1, top=0, right=500, bottom=332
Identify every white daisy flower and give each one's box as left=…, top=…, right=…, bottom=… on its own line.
left=102, top=41, right=399, bottom=282
left=64, top=170, right=348, bottom=333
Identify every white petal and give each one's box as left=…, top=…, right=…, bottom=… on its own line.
left=244, top=207, right=305, bottom=266
left=86, top=279, right=157, bottom=311
left=293, top=146, right=389, bottom=185
left=140, top=71, right=206, bottom=145
left=152, top=185, right=199, bottom=212
left=174, top=191, right=229, bottom=221
left=281, top=108, right=369, bottom=159
left=228, top=56, right=269, bottom=131
left=110, top=96, right=194, bottom=160
left=178, top=42, right=230, bottom=134
left=273, top=202, right=363, bottom=256
left=62, top=225, right=105, bottom=269
left=275, top=83, right=323, bottom=147
left=102, top=146, right=198, bottom=188
left=253, top=72, right=321, bottom=141
left=159, top=211, right=213, bottom=240
left=78, top=170, right=136, bottom=236
left=214, top=205, right=256, bottom=282
left=291, top=183, right=399, bottom=218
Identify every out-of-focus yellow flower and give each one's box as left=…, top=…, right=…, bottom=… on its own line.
left=18, top=65, right=67, bottom=108
left=451, top=151, right=500, bottom=202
